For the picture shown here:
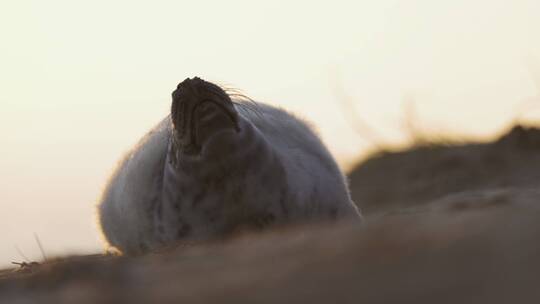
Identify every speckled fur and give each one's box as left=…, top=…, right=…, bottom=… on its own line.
left=98, top=82, right=361, bottom=254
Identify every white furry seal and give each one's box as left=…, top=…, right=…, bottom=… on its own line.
left=98, top=77, right=361, bottom=254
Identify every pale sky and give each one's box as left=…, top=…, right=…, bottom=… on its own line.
left=1, top=0, right=539, bottom=266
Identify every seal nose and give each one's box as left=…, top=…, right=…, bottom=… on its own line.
left=171, top=77, right=239, bottom=154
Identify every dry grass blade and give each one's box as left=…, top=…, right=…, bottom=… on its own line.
left=14, top=245, right=30, bottom=263
left=33, top=233, right=47, bottom=262
left=330, top=75, right=385, bottom=149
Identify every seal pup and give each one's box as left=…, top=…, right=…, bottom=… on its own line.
left=98, top=77, right=361, bottom=254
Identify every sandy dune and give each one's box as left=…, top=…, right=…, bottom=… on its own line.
left=1, top=125, right=539, bottom=303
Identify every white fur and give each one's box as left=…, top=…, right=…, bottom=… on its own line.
left=98, top=101, right=361, bottom=253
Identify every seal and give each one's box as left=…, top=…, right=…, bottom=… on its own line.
left=98, top=77, right=361, bottom=254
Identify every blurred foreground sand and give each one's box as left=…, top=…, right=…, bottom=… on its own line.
left=1, top=125, right=539, bottom=303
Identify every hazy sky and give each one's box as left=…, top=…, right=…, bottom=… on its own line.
left=1, top=0, right=540, bottom=266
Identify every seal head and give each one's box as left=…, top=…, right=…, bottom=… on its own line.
left=171, top=77, right=239, bottom=156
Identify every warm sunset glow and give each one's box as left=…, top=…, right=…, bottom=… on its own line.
left=1, top=0, right=539, bottom=266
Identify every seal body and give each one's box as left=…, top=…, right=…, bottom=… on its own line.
left=98, top=78, right=361, bottom=254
